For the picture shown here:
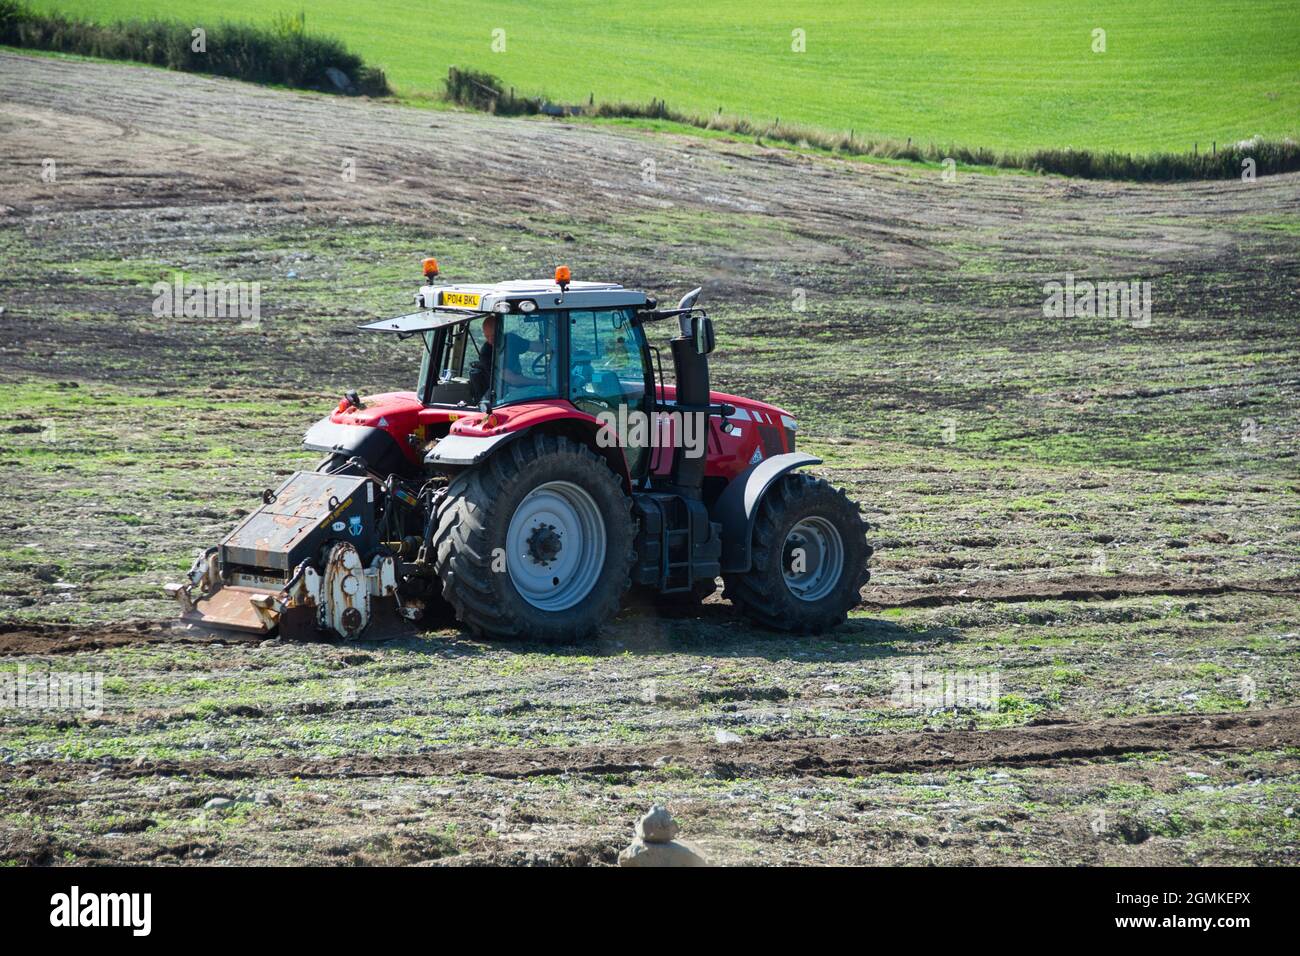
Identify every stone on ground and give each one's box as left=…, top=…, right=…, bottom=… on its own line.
left=619, top=805, right=709, bottom=867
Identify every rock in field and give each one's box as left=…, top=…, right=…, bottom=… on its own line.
left=619, top=805, right=708, bottom=867
left=619, top=839, right=709, bottom=867
left=635, top=804, right=680, bottom=843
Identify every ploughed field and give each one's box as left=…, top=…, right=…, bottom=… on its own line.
left=0, top=52, right=1298, bottom=865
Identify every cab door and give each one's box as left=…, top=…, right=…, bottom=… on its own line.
left=566, top=307, right=652, bottom=477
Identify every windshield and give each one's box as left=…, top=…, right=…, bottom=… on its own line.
left=487, top=312, right=558, bottom=404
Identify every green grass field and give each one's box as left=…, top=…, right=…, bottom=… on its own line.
left=28, top=0, right=1299, bottom=153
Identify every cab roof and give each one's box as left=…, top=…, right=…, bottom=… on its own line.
left=359, top=279, right=650, bottom=334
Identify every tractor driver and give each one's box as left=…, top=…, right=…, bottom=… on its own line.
left=468, top=313, right=545, bottom=403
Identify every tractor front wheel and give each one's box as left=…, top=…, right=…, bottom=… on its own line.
left=723, top=473, right=871, bottom=633
left=432, top=433, right=636, bottom=641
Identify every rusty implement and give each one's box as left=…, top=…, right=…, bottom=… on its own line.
left=167, top=471, right=398, bottom=638
left=223, top=471, right=378, bottom=573
left=182, top=584, right=278, bottom=633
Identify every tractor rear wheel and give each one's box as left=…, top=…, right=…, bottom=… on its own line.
left=432, top=433, right=636, bottom=641
left=723, top=473, right=870, bottom=633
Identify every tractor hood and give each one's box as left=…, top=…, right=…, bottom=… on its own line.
left=330, top=391, right=424, bottom=429
left=302, top=391, right=425, bottom=475
left=658, top=383, right=797, bottom=432
left=305, top=391, right=500, bottom=473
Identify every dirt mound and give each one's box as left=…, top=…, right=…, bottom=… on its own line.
left=0, top=620, right=260, bottom=655
left=5, top=572, right=1294, bottom=655
left=861, top=574, right=1300, bottom=609
left=4, top=707, right=1294, bottom=784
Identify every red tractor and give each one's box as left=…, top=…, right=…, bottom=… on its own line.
left=167, top=262, right=871, bottom=641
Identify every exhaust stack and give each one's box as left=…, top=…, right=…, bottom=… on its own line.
left=668, top=287, right=708, bottom=497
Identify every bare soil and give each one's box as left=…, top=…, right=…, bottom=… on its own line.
left=5, top=706, right=1296, bottom=785
left=0, top=620, right=242, bottom=656
left=862, top=574, right=1300, bottom=609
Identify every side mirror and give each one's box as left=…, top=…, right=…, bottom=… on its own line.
left=694, top=315, right=715, bottom=354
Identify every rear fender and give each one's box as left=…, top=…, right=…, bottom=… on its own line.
left=712, top=452, right=822, bottom=574
left=303, top=418, right=414, bottom=476
left=425, top=430, right=525, bottom=466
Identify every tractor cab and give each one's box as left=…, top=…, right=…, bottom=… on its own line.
left=416, top=294, right=649, bottom=420
left=361, top=263, right=659, bottom=478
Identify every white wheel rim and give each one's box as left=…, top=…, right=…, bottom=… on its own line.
left=506, top=480, right=606, bottom=611
left=782, top=516, right=844, bottom=602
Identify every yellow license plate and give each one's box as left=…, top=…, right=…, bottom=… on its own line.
left=441, top=291, right=482, bottom=309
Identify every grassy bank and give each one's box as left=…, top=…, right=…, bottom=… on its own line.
left=0, top=1, right=388, bottom=94
left=446, top=67, right=1300, bottom=182
left=28, top=0, right=1300, bottom=154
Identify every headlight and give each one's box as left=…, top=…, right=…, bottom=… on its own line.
left=492, top=301, right=511, bottom=314
left=518, top=299, right=537, bottom=313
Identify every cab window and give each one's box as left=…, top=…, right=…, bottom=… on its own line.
left=568, top=308, right=650, bottom=474
left=423, top=323, right=484, bottom=407
left=567, top=308, right=646, bottom=411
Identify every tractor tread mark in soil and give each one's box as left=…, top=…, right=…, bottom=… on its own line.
left=433, top=432, right=637, bottom=641
left=724, top=472, right=872, bottom=633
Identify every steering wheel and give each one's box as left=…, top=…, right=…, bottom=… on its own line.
left=573, top=396, right=611, bottom=417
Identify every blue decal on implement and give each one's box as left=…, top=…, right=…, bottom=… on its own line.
left=348, top=515, right=362, bottom=537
